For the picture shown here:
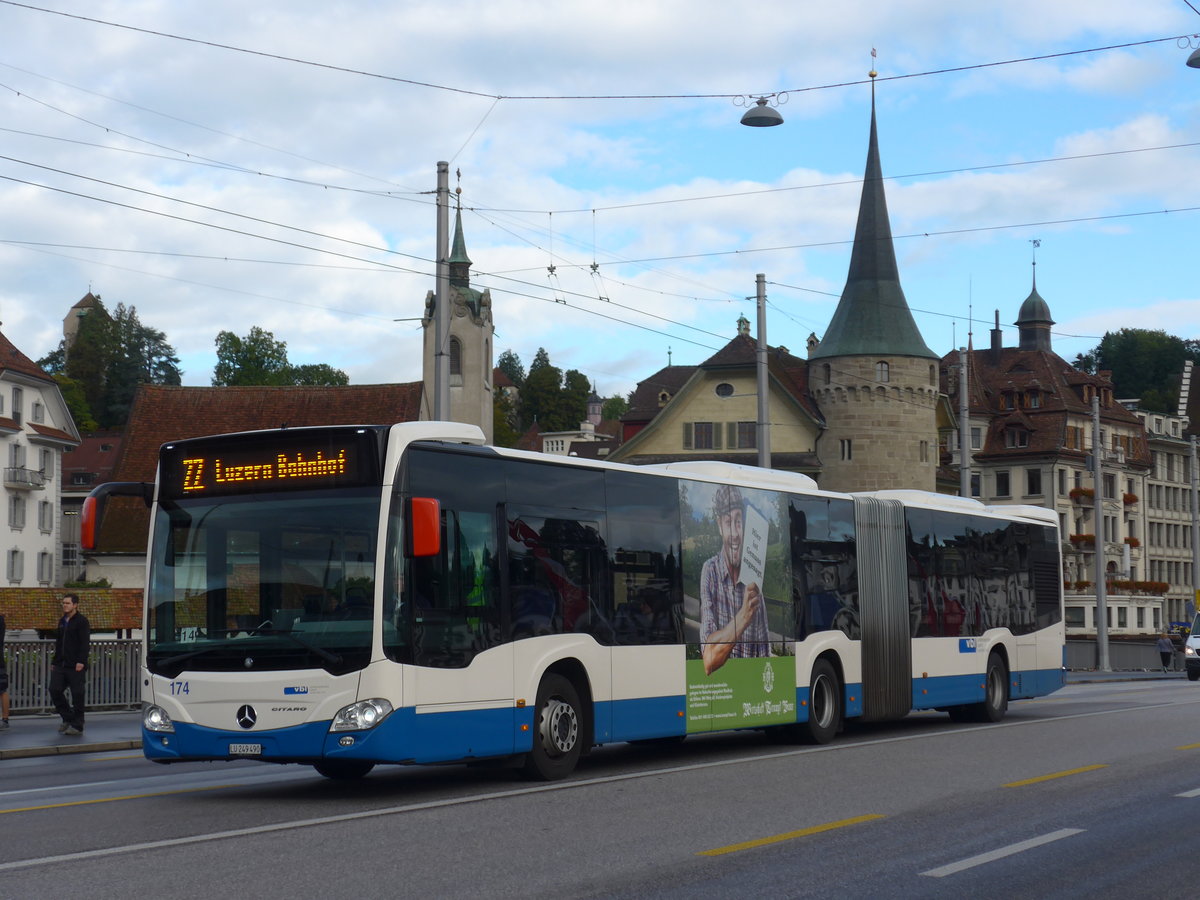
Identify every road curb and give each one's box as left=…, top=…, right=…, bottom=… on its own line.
left=0, top=740, right=143, bottom=760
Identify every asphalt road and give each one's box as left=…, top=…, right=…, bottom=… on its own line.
left=1, top=679, right=1198, bottom=899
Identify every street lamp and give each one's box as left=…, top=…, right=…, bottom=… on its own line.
left=1189, top=46, right=1200, bottom=68
left=738, top=94, right=786, bottom=127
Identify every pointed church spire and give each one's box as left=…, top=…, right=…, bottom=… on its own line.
left=449, top=203, right=472, bottom=288
left=809, top=86, right=936, bottom=361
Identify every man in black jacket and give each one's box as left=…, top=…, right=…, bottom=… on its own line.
left=49, top=594, right=90, bottom=736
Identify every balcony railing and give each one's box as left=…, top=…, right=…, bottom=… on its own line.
left=3, top=467, right=46, bottom=490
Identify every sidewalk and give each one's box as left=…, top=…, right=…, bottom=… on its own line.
left=0, top=669, right=1190, bottom=760
left=0, top=709, right=143, bottom=760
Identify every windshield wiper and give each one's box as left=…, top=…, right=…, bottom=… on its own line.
left=248, top=626, right=343, bottom=667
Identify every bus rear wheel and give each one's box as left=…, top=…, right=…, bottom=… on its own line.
left=313, top=760, right=375, bottom=780
left=522, top=674, right=583, bottom=781
left=949, top=653, right=1008, bottom=723
left=803, top=658, right=842, bottom=744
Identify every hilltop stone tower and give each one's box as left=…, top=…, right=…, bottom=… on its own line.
left=421, top=204, right=495, bottom=442
left=808, top=88, right=940, bottom=492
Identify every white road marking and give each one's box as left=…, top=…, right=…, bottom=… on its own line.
left=921, top=828, right=1085, bottom=878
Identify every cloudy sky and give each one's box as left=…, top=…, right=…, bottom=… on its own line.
left=2, top=1, right=1199, bottom=402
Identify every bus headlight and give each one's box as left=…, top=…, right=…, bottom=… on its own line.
left=330, top=699, right=394, bottom=732
left=1186, top=646, right=1196, bottom=658
left=143, top=704, right=175, bottom=733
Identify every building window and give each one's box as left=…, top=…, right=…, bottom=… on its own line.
left=735, top=421, right=756, bottom=449
left=8, top=495, right=25, bottom=529
left=1065, top=607, right=1085, bottom=628
left=449, top=337, right=462, bottom=386
left=691, top=422, right=718, bottom=450
left=1026, top=468, right=1042, bottom=496
left=1027, top=391, right=1041, bottom=409
left=40, top=448, right=52, bottom=478
left=840, top=439, right=852, bottom=461
left=995, top=471, right=1011, bottom=497
left=71, top=472, right=95, bottom=486
left=714, top=382, right=734, bottom=398
left=1005, top=429, right=1029, bottom=448
left=1103, top=473, right=1116, bottom=500
left=970, top=427, right=982, bottom=450
left=10, top=387, right=22, bottom=425
left=6, top=549, right=22, bottom=583
left=822, top=364, right=831, bottom=386
left=9, top=443, right=25, bottom=468
left=38, top=500, right=52, bottom=533
left=37, top=551, right=52, bottom=584
left=920, top=441, right=929, bottom=463
left=31, top=401, right=45, bottom=423
left=970, top=473, right=981, bottom=497
left=875, top=361, right=890, bottom=382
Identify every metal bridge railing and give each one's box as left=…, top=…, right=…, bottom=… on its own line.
left=2, top=640, right=141, bottom=713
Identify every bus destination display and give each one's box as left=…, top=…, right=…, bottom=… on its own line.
left=160, top=429, right=382, bottom=498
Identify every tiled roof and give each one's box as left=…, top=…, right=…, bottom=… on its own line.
left=0, top=331, right=54, bottom=384
left=61, top=431, right=125, bottom=492
left=28, top=423, right=78, bottom=445
left=622, top=365, right=696, bottom=424
left=942, top=345, right=1151, bottom=466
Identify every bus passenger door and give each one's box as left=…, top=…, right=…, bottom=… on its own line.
left=408, top=507, right=515, bottom=762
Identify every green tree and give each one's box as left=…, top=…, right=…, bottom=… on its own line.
left=213, top=327, right=291, bottom=386
left=497, top=349, right=525, bottom=388
left=38, top=298, right=180, bottom=429
left=103, top=303, right=181, bottom=425
left=557, top=369, right=591, bottom=431
left=289, top=363, right=350, bottom=386
left=601, top=393, right=629, bottom=421
left=1076, top=329, right=1193, bottom=414
left=212, top=327, right=349, bottom=386
left=522, top=348, right=562, bottom=430
left=492, top=392, right=521, bottom=447
left=51, top=375, right=99, bottom=432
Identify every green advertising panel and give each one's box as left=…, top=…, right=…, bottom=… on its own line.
left=686, top=654, right=797, bottom=732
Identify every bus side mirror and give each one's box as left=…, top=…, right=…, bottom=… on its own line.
left=408, top=497, right=441, bottom=558
left=81, top=482, right=154, bottom=551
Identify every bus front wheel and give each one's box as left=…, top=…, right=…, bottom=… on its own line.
left=522, top=674, right=584, bottom=781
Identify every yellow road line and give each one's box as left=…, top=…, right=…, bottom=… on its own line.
left=698, top=814, right=885, bottom=857
left=1177, top=743, right=1200, bottom=750
left=0, top=784, right=237, bottom=814
left=1005, top=764, right=1107, bottom=787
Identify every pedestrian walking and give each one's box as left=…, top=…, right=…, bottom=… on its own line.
left=0, top=611, right=10, bottom=730
left=1156, top=632, right=1175, bottom=673
left=48, top=594, right=90, bottom=735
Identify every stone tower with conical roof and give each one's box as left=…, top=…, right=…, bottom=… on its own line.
left=422, top=203, right=495, bottom=442
left=808, top=87, right=940, bottom=492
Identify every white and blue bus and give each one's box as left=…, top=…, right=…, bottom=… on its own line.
left=86, top=421, right=1064, bottom=780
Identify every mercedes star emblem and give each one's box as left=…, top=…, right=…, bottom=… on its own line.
left=236, top=705, right=257, bottom=729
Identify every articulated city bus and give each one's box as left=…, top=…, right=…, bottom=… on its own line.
left=85, top=421, right=1064, bottom=780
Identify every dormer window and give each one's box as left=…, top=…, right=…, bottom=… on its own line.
left=1027, top=391, right=1041, bottom=409
left=1005, top=428, right=1030, bottom=449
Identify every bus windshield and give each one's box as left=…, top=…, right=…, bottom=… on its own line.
left=145, top=487, right=381, bottom=678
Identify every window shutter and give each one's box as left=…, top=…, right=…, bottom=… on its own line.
left=682, top=422, right=693, bottom=449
